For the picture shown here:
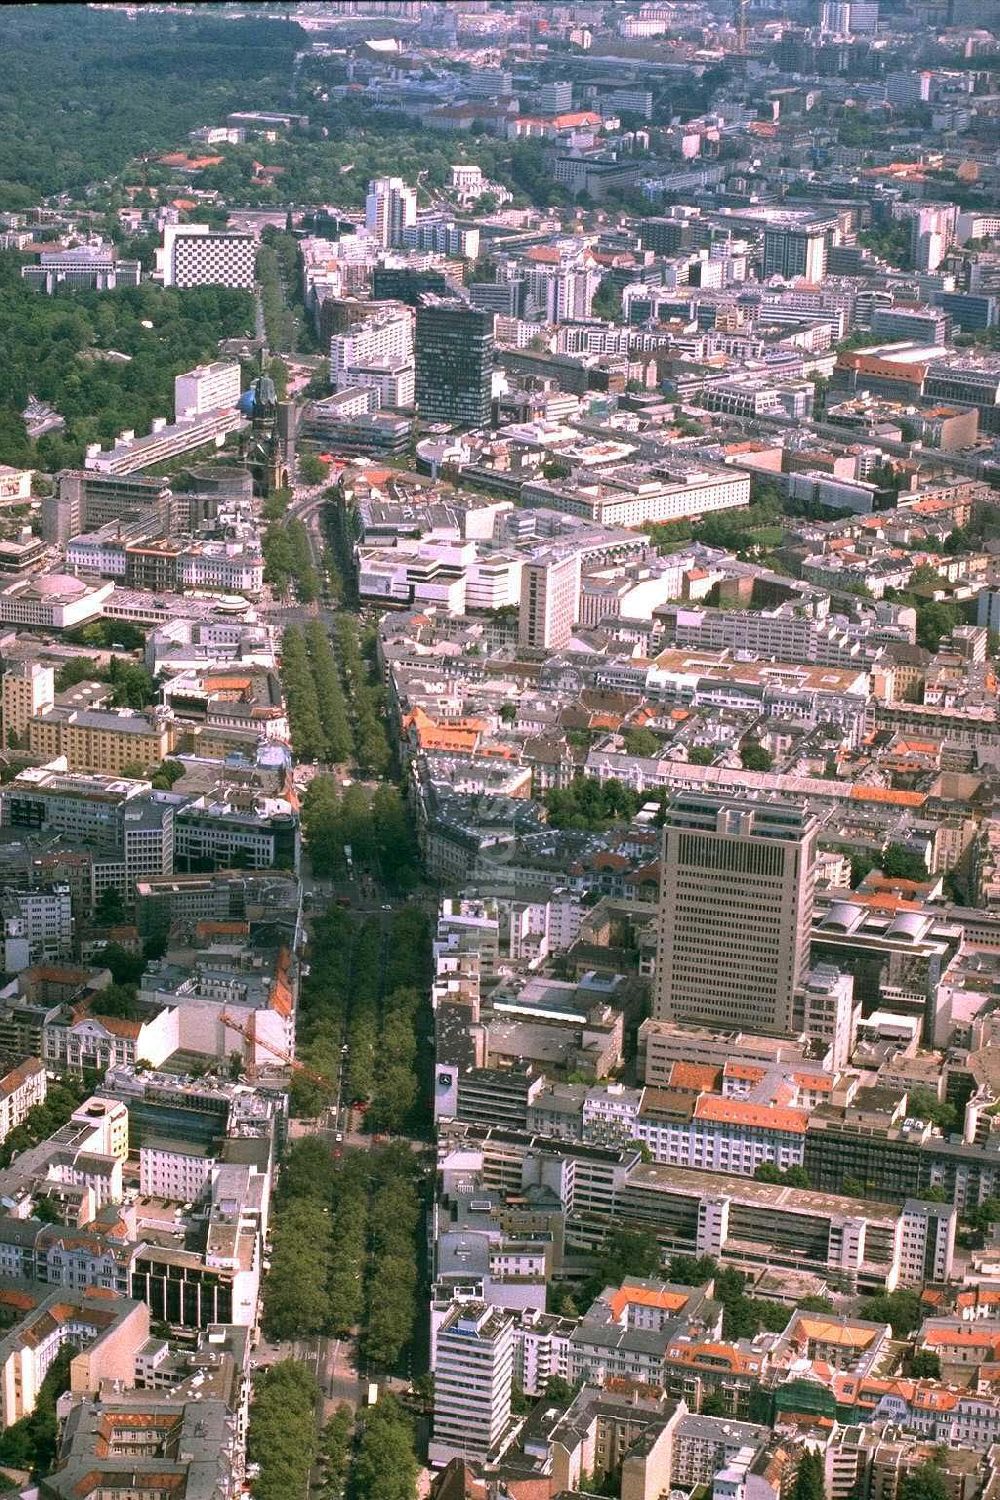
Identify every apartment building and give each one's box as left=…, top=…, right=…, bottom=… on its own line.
left=401, top=218, right=480, bottom=260
left=635, top=1093, right=809, bottom=1175
left=518, top=550, right=581, bottom=651
left=762, top=220, right=829, bottom=282
left=0, top=1290, right=148, bottom=1429
left=0, top=1216, right=133, bottom=1293
left=157, top=224, right=255, bottom=290
left=2, top=884, right=74, bottom=967
left=521, top=466, right=751, bottom=528
left=28, top=707, right=170, bottom=775
left=365, top=176, right=418, bottom=247
left=897, top=1199, right=956, bottom=1285
left=139, top=1139, right=216, bottom=1201
left=0, top=1058, right=46, bottom=1144
left=83, top=406, right=246, bottom=477
left=329, top=306, right=413, bottom=390
left=44, top=1004, right=177, bottom=1075
left=176, top=541, right=263, bottom=595
left=1, top=660, right=54, bottom=747
left=657, top=604, right=880, bottom=669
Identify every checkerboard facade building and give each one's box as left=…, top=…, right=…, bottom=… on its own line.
left=171, top=232, right=255, bottom=291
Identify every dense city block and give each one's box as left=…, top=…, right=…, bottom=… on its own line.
left=0, top=4, right=999, bottom=1500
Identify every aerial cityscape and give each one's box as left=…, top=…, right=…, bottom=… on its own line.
left=0, top=2, right=999, bottom=1499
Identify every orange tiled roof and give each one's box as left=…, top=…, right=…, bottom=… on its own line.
left=850, top=786, right=926, bottom=807
left=791, top=1071, right=834, bottom=1092
left=924, top=1326, right=1000, bottom=1349
left=724, top=1061, right=767, bottom=1083
left=694, top=1096, right=809, bottom=1134
left=0, top=1289, right=37, bottom=1312
left=552, top=110, right=603, bottom=128
left=669, top=1061, right=724, bottom=1093
left=196, top=920, right=250, bottom=939
left=95, top=1015, right=142, bottom=1039
left=0, top=1058, right=45, bottom=1097
left=957, top=1288, right=1000, bottom=1309
left=794, top=1315, right=878, bottom=1348
left=607, top=1285, right=690, bottom=1319
left=668, top=1340, right=749, bottom=1372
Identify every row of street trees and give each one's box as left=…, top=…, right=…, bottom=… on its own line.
left=264, top=518, right=317, bottom=601
left=262, top=1137, right=423, bottom=1376
left=246, top=1361, right=320, bottom=1500
left=280, top=623, right=353, bottom=764
left=302, top=776, right=420, bottom=891
left=293, top=904, right=430, bottom=1131
left=334, top=615, right=392, bottom=776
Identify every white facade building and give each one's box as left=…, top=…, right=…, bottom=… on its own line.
left=897, top=1200, right=956, bottom=1285
left=174, top=361, right=242, bottom=419
left=178, top=543, right=264, bottom=595
left=430, top=1302, right=515, bottom=1467
left=330, top=308, right=414, bottom=389
left=139, top=1141, right=215, bottom=1201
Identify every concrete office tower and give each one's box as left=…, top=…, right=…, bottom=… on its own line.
left=1, top=660, right=54, bottom=748
left=365, top=176, right=417, bottom=248
left=539, top=81, right=574, bottom=113
left=654, top=794, right=818, bottom=1035
left=762, top=222, right=828, bottom=283
left=518, top=551, right=581, bottom=651
left=430, top=1302, right=515, bottom=1466
left=414, top=297, right=494, bottom=428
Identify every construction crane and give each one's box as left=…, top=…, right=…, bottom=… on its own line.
left=221, top=1011, right=332, bottom=1091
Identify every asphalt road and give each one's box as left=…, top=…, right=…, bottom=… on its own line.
left=254, top=1333, right=365, bottom=1407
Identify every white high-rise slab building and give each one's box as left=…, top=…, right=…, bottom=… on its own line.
left=329, top=307, right=414, bottom=391
left=365, top=176, right=418, bottom=248
left=430, top=1302, right=514, bottom=1467
left=174, top=361, right=242, bottom=419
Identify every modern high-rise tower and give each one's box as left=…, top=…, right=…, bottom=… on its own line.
left=762, top=221, right=829, bottom=283
left=414, top=297, right=494, bottom=428
left=653, top=794, right=818, bottom=1035
left=365, top=176, right=417, bottom=248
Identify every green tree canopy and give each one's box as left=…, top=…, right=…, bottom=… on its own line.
left=899, top=1461, right=950, bottom=1500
